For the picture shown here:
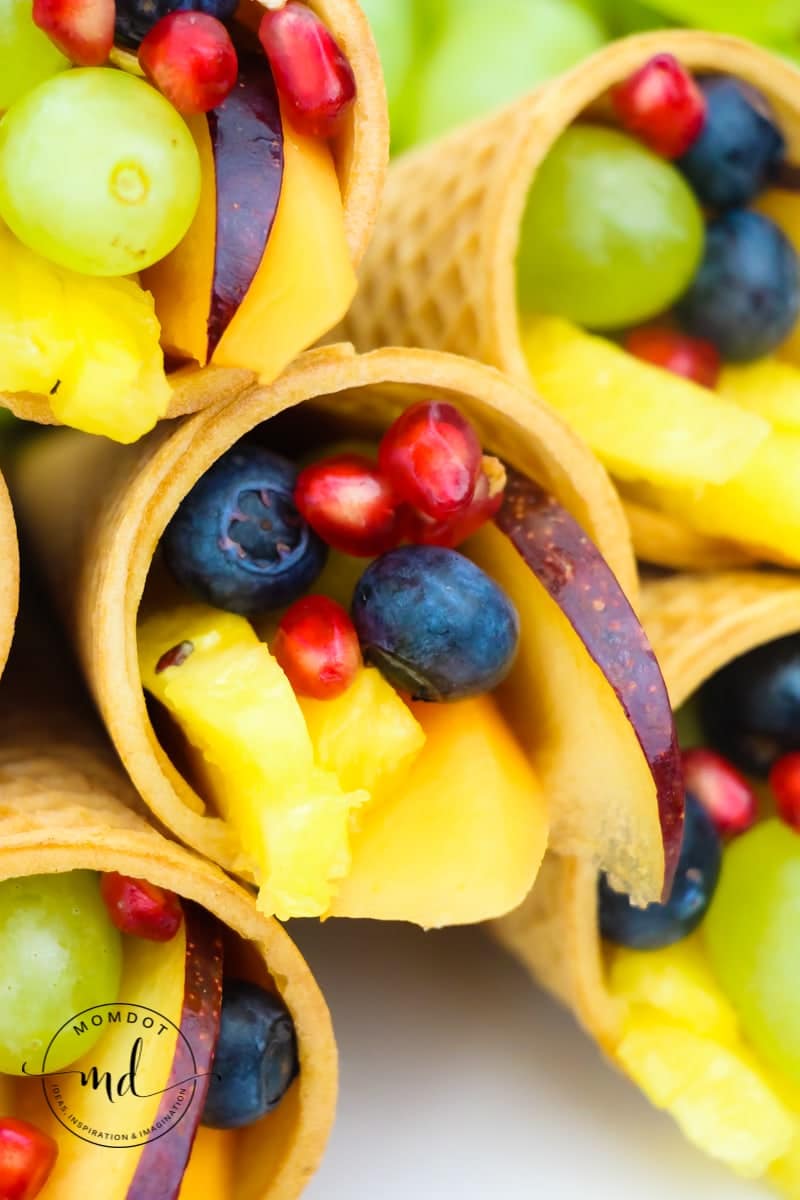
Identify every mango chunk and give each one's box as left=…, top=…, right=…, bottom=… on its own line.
left=179, top=1129, right=232, bottom=1199
left=328, top=695, right=548, bottom=927
left=520, top=314, right=768, bottom=486
left=617, top=1013, right=795, bottom=1178
left=755, top=189, right=800, bottom=367
left=720, top=357, right=800, bottom=433
left=138, top=605, right=367, bottom=920
left=299, top=667, right=425, bottom=797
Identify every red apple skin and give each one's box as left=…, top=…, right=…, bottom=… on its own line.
left=126, top=904, right=224, bottom=1200
left=495, top=469, right=684, bottom=895
left=206, top=52, right=284, bottom=359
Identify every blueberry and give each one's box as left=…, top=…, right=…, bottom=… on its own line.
left=678, top=76, right=785, bottom=209
left=202, top=979, right=298, bottom=1130
left=115, top=0, right=238, bottom=49
left=698, top=634, right=800, bottom=777
left=598, top=794, right=721, bottom=950
left=676, top=210, right=800, bottom=362
left=162, top=442, right=327, bottom=615
left=351, top=545, right=519, bottom=701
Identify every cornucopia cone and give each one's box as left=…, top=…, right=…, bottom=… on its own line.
left=493, top=569, right=800, bottom=1196
left=0, top=473, right=19, bottom=680
left=344, top=30, right=800, bottom=571
left=0, top=577, right=337, bottom=1200
left=0, top=0, right=388, bottom=441
left=11, top=342, right=684, bottom=930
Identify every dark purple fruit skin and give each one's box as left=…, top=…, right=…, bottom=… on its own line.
left=115, top=0, right=238, bottom=50
left=676, top=210, right=800, bottom=362
left=206, top=53, right=284, bottom=360
left=698, top=633, right=800, bottom=777
left=678, top=76, right=785, bottom=210
left=352, top=545, right=519, bottom=702
left=162, top=442, right=327, bottom=615
left=598, top=793, right=721, bottom=950
left=202, top=980, right=298, bottom=1130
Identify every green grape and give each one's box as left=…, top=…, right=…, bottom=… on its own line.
left=0, top=871, right=122, bottom=1075
left=0, top=68, right=201, bottom=277
left=639, top=0, right=800, bottom=40
left=0, top=0, right=69, bottom=113
left=674, top=699, right=704, bottom=751
left=602, top=0, right=673, bottom=34
left=517, top=125, right=704, bottom=330
left=358, top=0, right=416, bottom=152
left=704, top=820, right=800, bottom=1086
left=410, top=0, right=608, bottom=146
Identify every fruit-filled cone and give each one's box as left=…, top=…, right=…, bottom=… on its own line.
left=0, top=580, right=336, bottom=1200
left=0, top=472, right=19, bottom=680
left=0, top=0, right=387, bottom=443
left=344, top=30, right=800, bottom=571
left=12, top=343, right=683, bottom=926
left=493, top=569, right=800, bottom=1197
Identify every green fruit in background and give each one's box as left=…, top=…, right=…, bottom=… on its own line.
left=408, top=0, right=608, bottom=147
left=600, top=0, right=674, bottom=33
left=639, top=0, right=800, bottom=40
left=359, top=0, right=417, bottom=150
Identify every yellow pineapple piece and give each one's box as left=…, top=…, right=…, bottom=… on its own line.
left=328, top=695, right=548, bottom=926
left=520, top=314, right=768, bottom=486
left=755, top=189, right=800, bottom=366
left=299, top=667, right=425, bottom=797
left=617, top=1012, right=796, bottom=1178
left=138, top=604, right=367, bottom=920
left=0, top=221, right=169, bottom=443
left=609, top=937, right=738, bottom=1042
left=720, top=357, right=800, bottom=433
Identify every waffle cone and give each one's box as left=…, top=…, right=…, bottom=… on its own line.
left=344, top=30, right=800, bottom=570
left=11, top=341, right=638, bottom=894
left=0, top=593, right=336, bottom=1200
left=1, top=0, right=388, bottom=428
left=0, top=473, right=18, bottom=682
left=493, top=568, right=800, bottom=1051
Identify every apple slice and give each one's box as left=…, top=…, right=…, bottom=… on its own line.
left=468, top=469, right=683, bottom=903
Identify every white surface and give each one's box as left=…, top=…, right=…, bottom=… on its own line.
left=292, top=919, right=771, bottom=1200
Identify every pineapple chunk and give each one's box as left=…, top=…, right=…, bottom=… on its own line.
left=520, top=314, right=768, bottom=486
left=138, top=605, right=367, bottom=920
left=328, top=695, right=548, bottom=926
left=609, top=938, right=738, bottom=1043
left=720, top=358, right=800, bottom=433
left=617, top=1013, right=796, bottom=1178
left=299, top=667, right=425, bottom=796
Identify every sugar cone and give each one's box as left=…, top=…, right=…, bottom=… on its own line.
left=344, top=30, right=800, bottom=570
left=0, top=585, right=336, bottom=1200
left=2, top=0, right=388, bottom=428
left=12, top=342, right=658, bottom=910
left=493, top=569, right=800, bottom=1135
left=0, top=473, right=18, bottom=681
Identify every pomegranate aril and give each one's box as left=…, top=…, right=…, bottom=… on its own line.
left=274, top=595, right=361, bottom=699
left=682, top=747, right=758, bottom=838
left=379, top=401, right=483, bottom=522
left=259, top=1, right=356, bottom=139
left=625, top=326, right=721, bottom=389
left=100, top=873, right=184, bottom=941
left=770, top=752, right=800, bottom=832
left=295, top=453, right=405, bottom=557
left=33, top=0, right=114, bottom=66
left=0, top=1118, right=58, bottom=1200
left=138, top=12, right=238, bottom=115
left=412, top=455, right=506, bottom=548
left=612, top=53, right=706, bottom=159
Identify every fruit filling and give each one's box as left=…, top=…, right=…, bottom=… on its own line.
left=599, top=633, right=800, bottom=1192
left=517, top=53, right=800, bottom=565
left=137, top=395, right=682, bottom=925
left=0, top=0, right=357, bottom=441
left=0, top=869, right=298, bottom=1199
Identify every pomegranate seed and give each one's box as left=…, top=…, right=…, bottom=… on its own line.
left=295, top=453, right=405, bottom=557
left=139, top=12, right=238, bottom=115
left=770, top=752, right=800, bottom=832
left=274, top=595, right=361, bottom=699
left=625, top=326, right=721, bottom=389
left=412, top=455, right=507, bottom=547
left=100, top=873, right=184, bottom=941
left=379, top=401, right=483, bottom=522
left=612, top=53, right=706, bottom=159
left=0, top=1119, right=57, bottom=1200
left=682, top=748, right=758, bottom=838
left=259, top=1, right=356, bottom=139
left=33, top=0, right=113, bottom=66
